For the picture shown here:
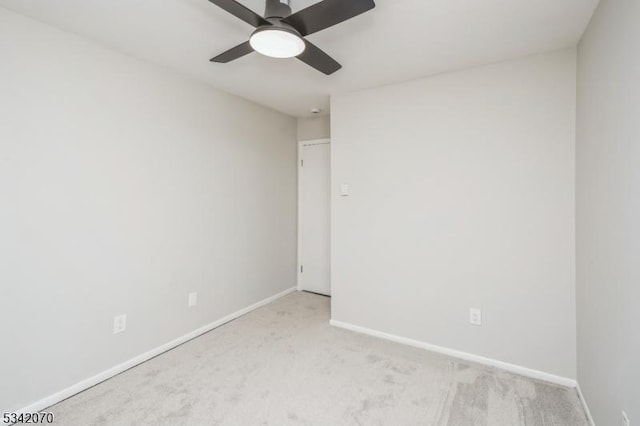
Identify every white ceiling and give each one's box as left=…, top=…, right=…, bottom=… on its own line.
left=0, top=0, right=599, bottom=117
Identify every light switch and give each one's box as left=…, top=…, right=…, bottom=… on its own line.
left=340, top=183, right=349, bottom=196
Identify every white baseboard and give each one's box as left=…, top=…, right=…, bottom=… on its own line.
left=329, top=319, right=577, bottom=388
left=576, top=383, right=596, bottom=426
left=14, top=287, right=297, bottom=416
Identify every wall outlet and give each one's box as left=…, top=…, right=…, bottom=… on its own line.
left=113, top=314, right=127, bottom=334
left=622, top=411, right=630, bottom=426
left=188, top=292, right=198, bottom=308
left=469, top=308, right=482, bottom=326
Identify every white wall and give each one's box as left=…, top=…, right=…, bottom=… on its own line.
left=576, top=0, right=640, bottom=424
left=0, top=8, right=296, bottom=413
left=297, top=116, right=330, bottom=141
left=331, top=50, right=577, bottom=379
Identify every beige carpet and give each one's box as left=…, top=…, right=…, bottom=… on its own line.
left=48, top=291, right=588, bottom=425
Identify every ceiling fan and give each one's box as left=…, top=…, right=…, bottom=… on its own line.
left=208, top=0, right=375, bottom=75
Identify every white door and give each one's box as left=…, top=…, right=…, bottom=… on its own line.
left=299, top=141, right=331, bottom=296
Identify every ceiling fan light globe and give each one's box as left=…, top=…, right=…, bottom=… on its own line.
left=249, top=28, right=305, bottom=59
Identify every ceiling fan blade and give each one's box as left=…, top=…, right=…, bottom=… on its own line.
left=211, top=41, right=254, bottom=63
left=207, top=0, right=271, bottom=28
left=297, top=40, right=341, bottom=75
left=282, top=0, right=375, bottom=36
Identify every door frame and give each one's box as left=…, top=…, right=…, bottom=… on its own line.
left=297, top=138, right=331, bottom=292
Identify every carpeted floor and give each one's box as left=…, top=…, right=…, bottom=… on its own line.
left=48, top=291, right=588, bottom=425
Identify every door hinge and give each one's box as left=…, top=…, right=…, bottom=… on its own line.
left=300, top=265, right=304, bottom=273
left=300, top=159, right=304, bottom=167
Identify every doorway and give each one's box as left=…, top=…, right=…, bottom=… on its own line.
left=298, top=139, right=331, bottom=296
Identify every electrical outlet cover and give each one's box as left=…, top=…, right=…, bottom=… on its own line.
left=188, top=292, right=198, bottom=307
left=469, top=308, right=482, bottom=326
left=113, top=314, right=127, bottom=334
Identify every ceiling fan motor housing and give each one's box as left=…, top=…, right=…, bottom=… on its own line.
left=265, top=0, right=292, bottom=19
